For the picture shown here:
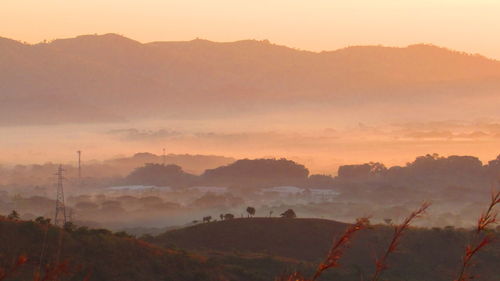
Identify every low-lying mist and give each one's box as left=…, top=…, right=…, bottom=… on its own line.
left=1, top=153, right=498, bottom=234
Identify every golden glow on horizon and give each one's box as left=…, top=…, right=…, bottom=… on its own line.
left=2, top=0, right=500, bottom=59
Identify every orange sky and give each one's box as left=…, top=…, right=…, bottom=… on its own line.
left=2, top=0, right=500, bottom=59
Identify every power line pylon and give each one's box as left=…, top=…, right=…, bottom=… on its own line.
left=54, top=165, right=67, bottom=226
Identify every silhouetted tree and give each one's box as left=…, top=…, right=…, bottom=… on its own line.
left=246, top=206, right=256, bottom=218
left=338, top=162, right=387, bottom=178
left=35, top=216, right=51, bottom=225
left=114, top=231, right=133, bottom=238
left=64, top=221, right=76, bottom=232
left=203, top=216, right=212, bottom=223
left=280, top=209, right=296, bottom=219
left=307, top=174, right=335, bottom=188
left=125, top=163, right=197, bottom=187
left=202, top=158, right=309, bottom=188
left=223, top=213, right=235, bottom=220
left=7, top=210, right=19, bottom=220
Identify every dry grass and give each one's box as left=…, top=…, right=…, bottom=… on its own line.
left=0, top=220, right=71, bottom=281
left=370, top=202, right=430, bottom=281
left=311, top=217, right=370, bottom=281
left=277, top=190, right=499, bottom=281
left=0, top=255, right=27, bottom=280
left=33, top=262, right=70, bottom=281
left=455, top=191, right=499, bottom=281
left=0, top=256, right=69, bottom=281
left=277, top=203, right=431, bottom=281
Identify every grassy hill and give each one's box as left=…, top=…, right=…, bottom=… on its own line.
left=0, top=217, right=324, bottom=281
left=0, top=218, right=227, bottom=281
left=2, top=216, right=498, bottom=281
left=149, top=218, right=347, bottom=261
left=148, top=218, right=500, bottom=281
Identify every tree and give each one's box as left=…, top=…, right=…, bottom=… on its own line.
left=338, top=162, right=387, bottom=178
left=246, top=207, right=256, bottom=218
left=115, top=231, right=133, bottom=238
left=125, top=163, right=196, bottom=187
left=64, top=221, right=76, bottom=232
left=280, top=209, right=296, bottom=219
left=203, top=216, right=212, bottom=223
left=202, top=158, right=310, bottom=188
left=35, top=216, right=51, bottom=225
left=7, top=210, right=20, bottom=220
left=223, top=213, right=235, bottom=220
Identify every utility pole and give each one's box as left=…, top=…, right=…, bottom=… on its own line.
left=77, top=150, right=81, bottom=185
left=54, top=165, right=67, bottom=226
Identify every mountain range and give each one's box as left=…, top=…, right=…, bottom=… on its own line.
left=2, top=33, right=500, bottom=126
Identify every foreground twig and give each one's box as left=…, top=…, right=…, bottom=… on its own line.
left=455, top=191, right=499, bottom=281
left=371, top=202, right=430, bottom=281
left=277, top=217, right=370, bottom=281
left=0, top=255, right=27, bottom=281
left=311, top=217, right=370, bottom=281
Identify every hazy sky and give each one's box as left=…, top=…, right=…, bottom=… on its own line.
left=2, top=0, right=500, bottom=59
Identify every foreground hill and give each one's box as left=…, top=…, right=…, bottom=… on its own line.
left=2, top=34, right=500, bottom=125
left=0, top=218, right=227, bottom=281
left=149, top=218, right=500, bottom=281
left=0, top=218, right=334, bottom=281
left=150, top=218, right=348, bottom=261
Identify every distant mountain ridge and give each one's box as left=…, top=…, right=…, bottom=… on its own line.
left=2, top=33, right=500, bottom=125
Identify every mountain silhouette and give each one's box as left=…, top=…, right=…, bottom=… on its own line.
left=2, top=33, right=500, bottom=125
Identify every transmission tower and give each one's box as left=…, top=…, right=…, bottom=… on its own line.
left=54, top=165, right=67, bottom=226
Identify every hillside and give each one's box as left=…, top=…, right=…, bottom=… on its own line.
left=2, top=34, right=500, bottom=125
left=0, top=218, right=226, bottom=281
left=0, top=217, right=355, bottom=281
left=150, top=218, right=347, bottom=260
left=148, top=218, right=500, bottom=281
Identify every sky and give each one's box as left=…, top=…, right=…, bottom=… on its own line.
left=2, top=0, right=500, bottom=59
